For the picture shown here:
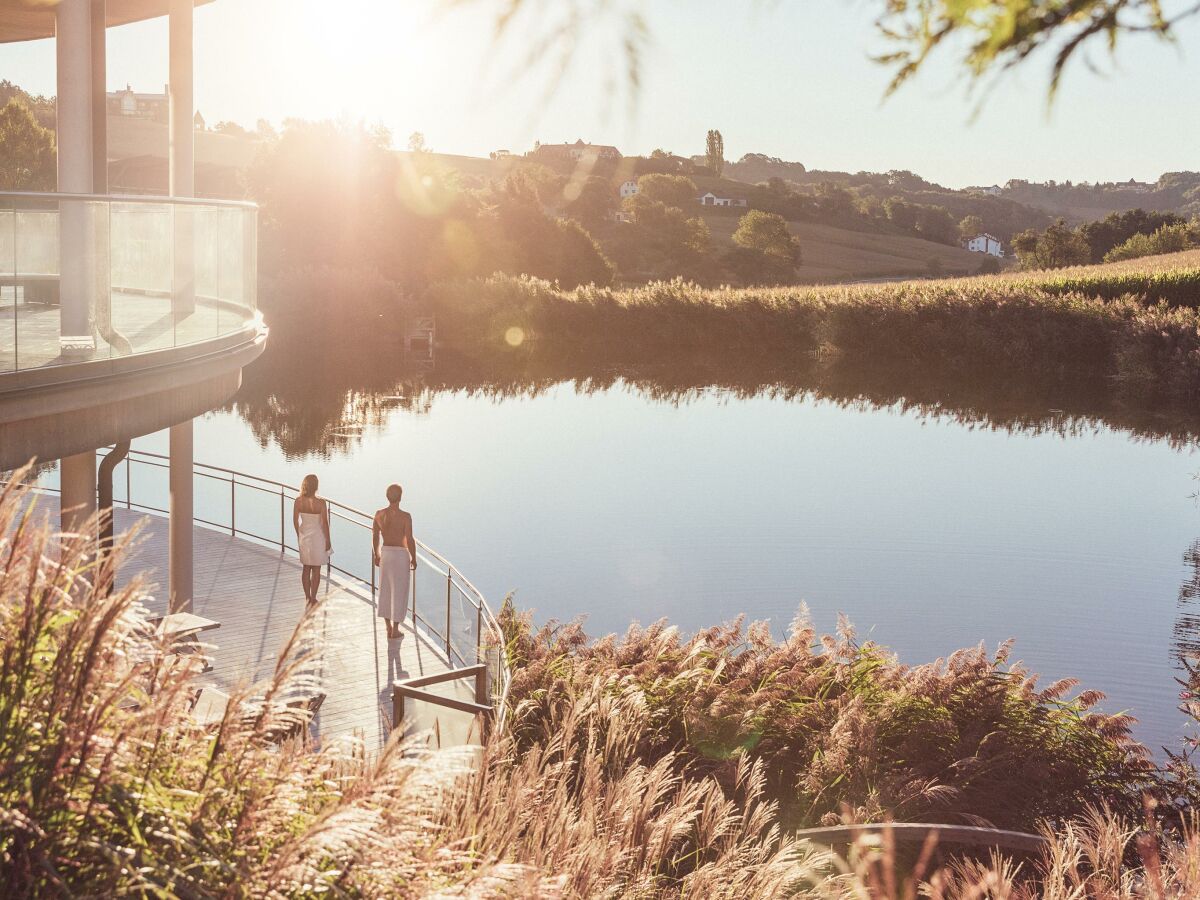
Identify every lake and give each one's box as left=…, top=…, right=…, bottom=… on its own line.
left=122, top=377, right=1200, bottom=751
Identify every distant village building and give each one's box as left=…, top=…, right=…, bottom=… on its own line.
left=106, top=84, right=169, bottom=122
left=962, top=233, right=1004, bottom=257
left=533, top=139, right=622, bottom=163
left=698, top=191, right=747, bottom=208
left=490, top=149, right=514, bottom=160
left=193, top=110, right=206, bottom=131
left=619, top=179, right=639, bottom=199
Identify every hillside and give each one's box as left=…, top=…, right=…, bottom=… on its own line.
left=701, top=212, right=995, bottom=282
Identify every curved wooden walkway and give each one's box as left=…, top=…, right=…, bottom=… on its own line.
left=32, top=500, right=480, bottom=750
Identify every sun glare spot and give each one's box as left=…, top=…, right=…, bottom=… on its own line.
left=504, top=326, right=526, bottom=347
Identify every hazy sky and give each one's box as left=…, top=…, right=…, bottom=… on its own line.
left=4, top=0, right=1198, bottom=188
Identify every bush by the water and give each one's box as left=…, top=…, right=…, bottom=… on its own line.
left=2, top=472, right=1200, bottom=897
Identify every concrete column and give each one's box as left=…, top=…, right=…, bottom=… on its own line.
left=169, top=0, right=195, bottom=316
left=90, top=0, right=106, bottom=193
left=60, top=451, right=96, bottom=540
left=168, top=420, right=193, bottom=613
left=55, top=0, right=96, bottom=351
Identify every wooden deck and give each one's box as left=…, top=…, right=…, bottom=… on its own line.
left=33, top=500, right=481, bottom=750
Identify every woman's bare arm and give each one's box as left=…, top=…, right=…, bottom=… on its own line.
left=292, top=497, right=301, bottom=538
left=321, top=499, right=332, bottom=551
left=371, top=514, right=382, bottom=567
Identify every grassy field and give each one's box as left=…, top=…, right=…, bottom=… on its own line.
left=701, top=212, right=992, bottom=282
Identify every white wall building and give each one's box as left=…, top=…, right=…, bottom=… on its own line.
left=698, top=191, right=747, bottom=208
left=963, top=233, right=1004, bottom=257
left=619, top=179, right=639, bottom=199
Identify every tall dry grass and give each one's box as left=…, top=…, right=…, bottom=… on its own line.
left=428, top=256, right=1200, bottom=404
left=497, top=605, right=1156, bottom=834
left=4, top=469, right=1200, bottom=897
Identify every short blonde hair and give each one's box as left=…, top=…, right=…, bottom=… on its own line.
left=386, top=484, right=403, bottom=503
left=301, top=473, right=319, bottom=497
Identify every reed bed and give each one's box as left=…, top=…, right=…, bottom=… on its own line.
left=429, top=255, right=1200, bottom=404
left=3, top=471, right=1200, bottom=897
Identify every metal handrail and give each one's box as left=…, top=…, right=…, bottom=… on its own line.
left=0, top=190, right=258, bottom=210
left=37, top=448, right=511, bottom=725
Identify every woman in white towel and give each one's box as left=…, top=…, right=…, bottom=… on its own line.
left=293, top=473, right=331, bottom=607
left=372, top=483, right=415, bottom=639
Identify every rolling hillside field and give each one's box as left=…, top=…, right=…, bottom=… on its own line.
left=701, top=212, right=996, bottom=282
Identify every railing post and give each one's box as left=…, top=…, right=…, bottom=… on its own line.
left=392, top=686, right=404, bottom=734
left=445, top=569, right=452, bottom=658
left=475, top=666, right=491, bottom=744
left=230, top=475, right=236, bottom=535
left=411, top=566, right=417, bottom=630
left=125, top=457, right=131, bottom=509
left=279, top=486, right=284, bottom=552
left=476, top=602, right=483, bottom=664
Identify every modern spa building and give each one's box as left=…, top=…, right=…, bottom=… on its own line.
left=0, top=0, right=266, bottom=612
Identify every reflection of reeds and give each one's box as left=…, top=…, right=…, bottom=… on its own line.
left=3, top=469, right=1200, bottom=896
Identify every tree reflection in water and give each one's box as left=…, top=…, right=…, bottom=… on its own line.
left=232, top=341, right=1200, bottom=458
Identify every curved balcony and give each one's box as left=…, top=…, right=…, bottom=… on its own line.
left=0, top=192, right=266, bottom=469
left=0, top=191, right=261, bottom=383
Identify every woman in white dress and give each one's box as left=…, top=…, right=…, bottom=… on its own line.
left=371, top=483, right=415, bottom=639
left=293, top=473, right=331, bottom=606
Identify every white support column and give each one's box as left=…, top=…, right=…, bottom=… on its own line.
left=169, top=0, right=195, bottom=316
left=60, top=451, right=96, bottom=542
left=167, top=0, right=196, bottom=614
left=168, top=421, right=193, bottom=613
left=55, top=0, right=96, bottom=352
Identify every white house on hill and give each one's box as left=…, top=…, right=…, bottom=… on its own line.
left=698, top=191, right=747, bottom=208
left=963, top=233, right=1004, bottom=257
left=619, top=179, right=639, bottom=199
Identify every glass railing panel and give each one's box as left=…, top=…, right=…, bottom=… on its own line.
left=233, top=480, right=291, bottom=549
left=0, top=193, right=257, bottom=376
left=217, top=206, right=244, bottom=315
left=193, top=470, right=233, bottom=534
left=412, top=558, right=451, bottom=650
left=109, top=201, right=174, bottom=357
left=448, top=583, right=481, bottom=670
left=0, top=205, right=14, bottom=374
left=327, top=508, right=373, bottom=584
left=244, top=207, right=258, bottom=312
left=10, top=204, right=59, bottom=371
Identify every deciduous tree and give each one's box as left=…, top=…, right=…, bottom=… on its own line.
left=0, top=99, right=54, bottom=191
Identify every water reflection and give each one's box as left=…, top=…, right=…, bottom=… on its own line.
left=1176, top=541, right=1200, bottom=688
left=234, top=345, right=1200, bottom=458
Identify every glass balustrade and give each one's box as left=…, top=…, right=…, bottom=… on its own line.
left=0, top=192, right=258, bottom=375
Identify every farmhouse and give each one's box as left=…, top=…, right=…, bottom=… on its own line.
left=106, top=84, right=169, bottom=122
left=619, top=179, right=639, bottom=199
left=534, top=139, right=622, bottom=163
left=962, top=233, right=1004, bottom=257
left=698, top=191, right=747, bottom=208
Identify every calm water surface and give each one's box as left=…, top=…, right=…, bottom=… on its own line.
left=132, top=382, right=1200, bottom=750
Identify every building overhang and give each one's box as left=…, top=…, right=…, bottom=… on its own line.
left=0, top=0, right=212, bottom=43
left=0, top=320, right=266, bottom=471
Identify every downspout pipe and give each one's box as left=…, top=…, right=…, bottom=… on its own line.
left=97, top=439, right=129, bottom=594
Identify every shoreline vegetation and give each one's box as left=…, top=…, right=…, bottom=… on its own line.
left=4, top=474, right=1200, bottom=897
left=425, top=249, right=1200, bottom=404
